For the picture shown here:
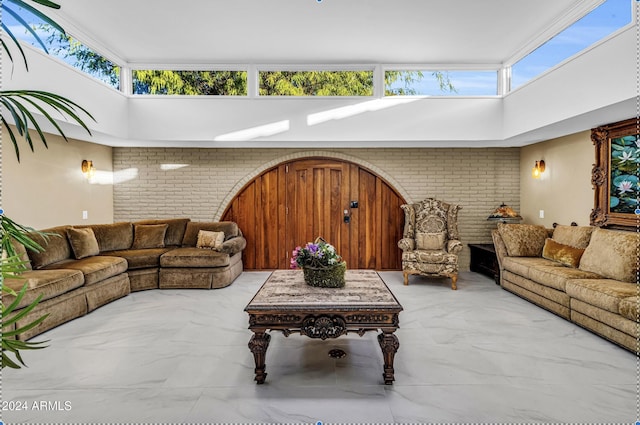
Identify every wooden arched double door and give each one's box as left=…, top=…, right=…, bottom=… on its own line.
left=222, top=158, right=405, bottom=270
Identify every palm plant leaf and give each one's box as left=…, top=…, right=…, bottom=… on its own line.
left=1, top=4, right=52, bottom=55
left=0, top=90, right=95, bottom=160
left=0, top=22, right=27, bottom=69
left=0, top=0, right=95, bottom=161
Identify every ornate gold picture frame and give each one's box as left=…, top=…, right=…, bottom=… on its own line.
left=590, top=117, right=639, bottom=229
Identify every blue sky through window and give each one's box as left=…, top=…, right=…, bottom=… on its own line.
left=385, top=70, right=498, bottom=96
left=3, top=3, right=120, bottom=89
left=511, top=0, right=632, bottom=89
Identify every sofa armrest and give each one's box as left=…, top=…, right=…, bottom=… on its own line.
left=219, top=236, right=247, bottom=256
left=398, top=238, right=415, bottom=252
left=491, top=229, right=508, bottom=284
left=447, top=239, right=463, bottom=255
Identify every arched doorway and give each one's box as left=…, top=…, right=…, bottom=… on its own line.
left=222, top=157, right=405, bottom=270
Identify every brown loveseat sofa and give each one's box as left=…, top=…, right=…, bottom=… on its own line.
left=5, top=219, right=246, bottom=340
left=492, top=223, right=638, bottom=352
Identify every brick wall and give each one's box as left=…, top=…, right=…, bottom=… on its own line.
left=113, top=147, right=520, bottom=270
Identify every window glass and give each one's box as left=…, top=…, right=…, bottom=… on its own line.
left=132, top=70, right=247, bottom=95
left=3, top=4, right=120, bottom=89
left=259, top=71, right=374, bottom=96
left=385, top=70, right=497, bottom=96
left=511, top=0, right=631, bottom=90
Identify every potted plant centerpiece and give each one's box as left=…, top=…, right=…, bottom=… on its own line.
left=290, top=238, right=346, bottom=288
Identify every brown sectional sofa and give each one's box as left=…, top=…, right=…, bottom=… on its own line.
left=5, top=219, right=246, bottom=340
left=492, top=223, right=638, bottom=353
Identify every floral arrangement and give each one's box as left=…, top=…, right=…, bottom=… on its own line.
left=290, top=239, right=343, bottom=269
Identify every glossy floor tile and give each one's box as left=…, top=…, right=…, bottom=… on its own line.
left=1, top=271, right=636, bottom=424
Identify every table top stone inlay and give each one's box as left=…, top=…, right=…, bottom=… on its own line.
left=245, top=269, right=402, bottom=311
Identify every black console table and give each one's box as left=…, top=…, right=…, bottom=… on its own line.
left=468, top=243, right=500, bottom=285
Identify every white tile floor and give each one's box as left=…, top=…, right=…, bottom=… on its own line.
left=1, top=271, right=636, bottom=424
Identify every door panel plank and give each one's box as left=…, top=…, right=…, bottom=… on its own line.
left=222, top=158, right=404, bottom=271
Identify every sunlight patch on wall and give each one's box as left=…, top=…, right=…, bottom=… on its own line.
left=306, top=98, right=418, bottom=126
left=214, top=120, right=290, bottom=141
left=160, top=164, right=189, bottom=171
left=94, top=168, right=139, bottom=185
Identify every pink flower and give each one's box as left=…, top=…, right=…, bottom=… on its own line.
left=617, top=180, right=633, bottom=194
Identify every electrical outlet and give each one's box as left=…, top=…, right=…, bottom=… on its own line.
left=539, top=210, right=544, bottom=219
left=82, top=210, right=88, bottom=220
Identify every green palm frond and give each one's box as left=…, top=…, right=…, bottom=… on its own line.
left=0, top=90, right=95, bottom=161
left=0, top=0, right=95, bottom=161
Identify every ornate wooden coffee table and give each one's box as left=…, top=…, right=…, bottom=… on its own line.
left=244, top=269, right=403, bottom=385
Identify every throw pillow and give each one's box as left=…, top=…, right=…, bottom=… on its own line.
left=579, top=228, right=639, bottom=283
left=552, top=225, right=595, bottom=249
left=131, top=224, right=168, bottom=249
left=497, top=223, right=547, bottom=257
left=196, top=230, right=225, bottom=250
left=415, top=232, right=446, bottom=250
left=67, top=227, right=100, bottom=259
left=10, top=238, right=32, bottom=271
left=542, top=238, right=585, bottom=268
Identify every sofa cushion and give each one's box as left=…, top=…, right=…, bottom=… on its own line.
left=2, top=269, right=85, bottom=309
left=67, top=227, right=100, bottom=259
left=497, top=223, right=547, bottom=257
left=103, top=248, right=173, bottom=269
left=44, top=256, right=128, bottom=286
left=618, top=297, right=639, bottom=322
left=27, top=226, right=72, bottom=269
left=542, top=238, right=585, bottom=268
left=161, top=247, right=230, bottom=268
left=579, top=228, right=639, bottom=283
left=133, top=218, right=190, bottom=246
left=502, top=256, right=562, bottom=279
left=86, top=222, right=133, bottom=252
left=566, top=278, right=637, bottom=314
left=182, top=222, right=239, bottom=246
left=415, top=232, right=446, bottom=250
left=402, top=250, right=457, bottom=264
left=196, top=230, right=225, bottom=250
left=528, top=265, right=601, bottom=292
left=552, top=225, right=595, bottom=249
left=132, top=224, right=168, bottom=249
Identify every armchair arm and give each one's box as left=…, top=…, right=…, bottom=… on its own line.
left=398, top=238, right=415, bottom=252
left=491, top=230, right=508, bottom=284
left=219, top=236, right=247, bottom=256
left=447, top=239, right=463, bottom=255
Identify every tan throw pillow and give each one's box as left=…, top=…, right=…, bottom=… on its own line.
left=67, top=227, right=100, bottom=259
left=131, top=224, right=168, bottom=249
left=579, top=228, right=639, bottom=283
left=196, top=230, right=225, bottom=250
left=10, top=238, right=32, bottom=271
left=497, top=223, right=547, bottom=257
left=542, top=238, right=585, bottom=268
left=415, top=232, right=446, bottom=250
left=552, top=225, right=595, bottom=249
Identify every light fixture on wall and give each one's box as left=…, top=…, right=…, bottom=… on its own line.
left=81, top=160, right=95, bottom=179
left=532, top=160, right=545, bottom=179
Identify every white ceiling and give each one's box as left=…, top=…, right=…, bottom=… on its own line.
left=48, top=0, right=594, bottom=66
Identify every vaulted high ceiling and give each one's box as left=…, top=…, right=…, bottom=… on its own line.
left=47, top=0, right=596, bottom=66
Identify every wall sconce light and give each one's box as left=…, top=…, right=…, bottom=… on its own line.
left=532, top=160, right=545, bottom=179
left=81, top=160, right=95, bottom=179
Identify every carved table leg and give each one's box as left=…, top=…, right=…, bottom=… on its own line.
left=377, top=330, right=400, bottom=385
left=248, top=331, right=271, bottom=384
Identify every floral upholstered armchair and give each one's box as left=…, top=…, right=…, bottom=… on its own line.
left=398, top=198, right=463, bottom=290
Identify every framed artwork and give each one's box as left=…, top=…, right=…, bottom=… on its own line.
left=590, top=117, right=639, bottom=229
